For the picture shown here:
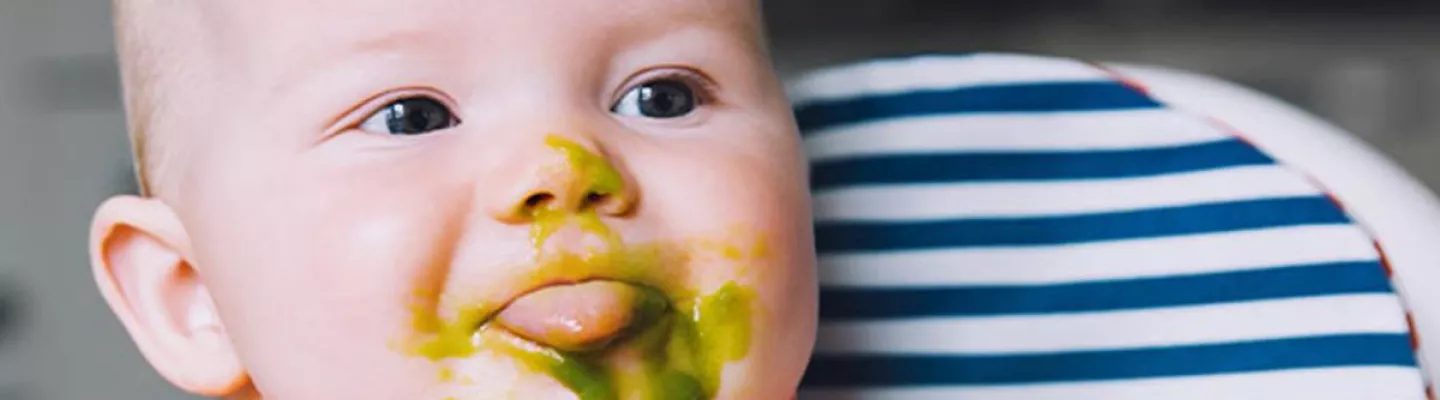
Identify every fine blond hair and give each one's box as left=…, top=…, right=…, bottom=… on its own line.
left=112, top=0, right=198, bottom=196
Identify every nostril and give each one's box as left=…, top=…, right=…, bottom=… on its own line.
left=524, top=193, right=555, bottom=210
left=586, top=191, right=631, bottom=216
left=584, top=192, right=608, bottom=207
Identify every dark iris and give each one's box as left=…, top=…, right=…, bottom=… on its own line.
left=382, top=97, right=458, bottom=135
left=631, top=80, right=697, bottom=118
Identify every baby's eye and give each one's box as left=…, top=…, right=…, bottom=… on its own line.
left=358, top=97, right=461, bottom=135
left=611, top=78, right=700, bottom=119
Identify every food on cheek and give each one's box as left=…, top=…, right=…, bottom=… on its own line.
left=401, top=135, right=762, bottom=399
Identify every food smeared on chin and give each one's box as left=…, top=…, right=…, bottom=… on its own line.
left=401, top=135, right=763, bottom=399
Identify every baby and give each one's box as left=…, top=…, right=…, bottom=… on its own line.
left=86, top=0, right=816, bottom=399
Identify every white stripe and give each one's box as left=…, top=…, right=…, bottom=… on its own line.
left=799, top=367, right=1426, bottom=400
left=815, top=294, right=1409, bottom=355
left=819, top=225, right=1379, bottom=287
left=787, top=54, right=1113, bottom=105
left=804, top=110, right=1226, bottom=161
left=814, top=166, right=1319, bottom=221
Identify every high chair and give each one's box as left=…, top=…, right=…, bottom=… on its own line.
left=791, top=53, right=1440, bottom=400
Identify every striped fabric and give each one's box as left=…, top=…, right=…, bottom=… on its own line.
left=791, top=54, right=1427, bottom=399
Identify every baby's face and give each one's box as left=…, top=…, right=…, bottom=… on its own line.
left=144, top=0, right=814, bottom=398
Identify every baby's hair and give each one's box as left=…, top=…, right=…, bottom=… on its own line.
left=113, top=0, right=198, bottom=197
left=113, top=0, right=155, bottom=195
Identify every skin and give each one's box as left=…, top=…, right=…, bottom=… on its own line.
left=88, top=1, right=817, bottom=399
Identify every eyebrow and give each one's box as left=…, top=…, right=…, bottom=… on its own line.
left=268, top=27, right=444, bottom=96
left=614, top=1, right=758, bottom=45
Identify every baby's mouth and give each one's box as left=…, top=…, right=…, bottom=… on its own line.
left=408, top=256, right=755, bottom=399
left=491, top=280, right=669, bottom=353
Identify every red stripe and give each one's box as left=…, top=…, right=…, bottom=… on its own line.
left=1376, top=241, right=1398, bottom=278
left=1090, top=63, right=1153, bottom=95
left=1409, top=313, right=1424, bottom=349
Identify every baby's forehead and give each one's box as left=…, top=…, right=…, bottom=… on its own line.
left=202, top=0, right=757, bottom=47
left=187, top=0, right=760, bottom=87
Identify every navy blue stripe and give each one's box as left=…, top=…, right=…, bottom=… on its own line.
left=818, top=261, right=1391, bottom=320
left=801, top=334, right=1417, bottom=387
left=794, top=81, right=1163, bottom=134
left=816, top=196, right=1349, bottom=252
left=810, top=139, right=1273, bottom=191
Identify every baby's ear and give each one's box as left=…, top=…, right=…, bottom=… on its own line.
left=89, top=196, right=249, bottom=397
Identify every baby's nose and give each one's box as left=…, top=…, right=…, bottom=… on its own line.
left=493, top=135, right=636, bottom=223
left=494, top=280, right=667, bottom=352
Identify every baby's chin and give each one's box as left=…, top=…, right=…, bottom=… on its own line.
left=420, top=352, right=581, bottom=400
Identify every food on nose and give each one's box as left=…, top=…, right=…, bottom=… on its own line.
left=495, top=280, right=667, bottom=352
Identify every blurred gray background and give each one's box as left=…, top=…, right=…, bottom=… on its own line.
left=2, top=0, right=1439, bottom=398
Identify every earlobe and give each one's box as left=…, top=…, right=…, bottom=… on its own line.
left=89, top=195, right=250, bottom=397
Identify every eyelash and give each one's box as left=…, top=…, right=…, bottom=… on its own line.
left=615, top=68, right=718, bottom=107
left=334, top=89, right=458, bottom=132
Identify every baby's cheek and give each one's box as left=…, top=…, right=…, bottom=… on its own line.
left=673, top=212, right=814, bottom=398
left=194, top=175, right=477, bottom=396
left=743, top=242, right=819, bottom=397
left=720, top=171, right=817, bottom=396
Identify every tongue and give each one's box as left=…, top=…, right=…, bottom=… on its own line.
left=495, top=281, right=666, bottom=352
